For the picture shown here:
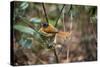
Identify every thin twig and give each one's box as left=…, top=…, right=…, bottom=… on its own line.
left=67, top=45, right=70, bottom=62
left=67, top=7, right=73, bottom=62
left=42, top=3, right=49, bottom=23
left=62, top=7, right=65, bottom=32
left=70, top=12, right=73, bottom=31
left=68, top=5, right=72, bottom=16
left=55, top=4, right=65, bottom=27
left=53, top=45, right=59, bottom=63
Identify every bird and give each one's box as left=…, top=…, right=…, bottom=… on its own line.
left=39, top=22, right=71, bottom=48
left=39, top=23, right=58, bottom=37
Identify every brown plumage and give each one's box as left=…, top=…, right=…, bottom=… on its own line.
left=54, top=31, right=71, bottom=44
left=39, top=23, right=71, bottom=44
left=39, top=23, right=58, bottom=37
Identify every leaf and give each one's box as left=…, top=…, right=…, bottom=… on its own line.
left=14, top=25, right=44, bottom=43
left=14, top=25, right=35, bottom=35
left=20, top=2, right=29, bottom=10
left=30, top=18, right=41, bottom=24
left=19, top=38, right=32, bottom=48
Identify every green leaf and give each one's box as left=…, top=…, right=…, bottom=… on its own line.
left=20, top=2, right=29, bottom=10
left=14, top=25, right=43, bottom=42
left=14, top=25, right=35, bottom=35
left=30, top=18, right=41, bottom=24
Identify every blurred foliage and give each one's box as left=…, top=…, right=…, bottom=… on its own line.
left=14, top=25, right=35, bottom=35
left=12, top=1, right=97, bottom=65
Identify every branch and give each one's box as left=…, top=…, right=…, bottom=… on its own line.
left=55, top=4, right=65, bottom=27
left=67, top=5, right=72, bottom=16
left=62, top=7, right=65, bottom=32
left=67, top=5, right=73, bottom=62
left=53, top=46, right=59, bottom=63
left=42, top=3, right=49, bottom=23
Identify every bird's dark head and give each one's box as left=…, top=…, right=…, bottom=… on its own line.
left=42, top=23, right=49, bottom=28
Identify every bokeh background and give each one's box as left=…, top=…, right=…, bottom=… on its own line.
left=11, top=1, right=97, bottom=66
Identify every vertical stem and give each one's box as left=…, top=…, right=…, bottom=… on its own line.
left=62, top=7, right=65, bottom=32
left=55, top=4, right=65, bottom=27
left=67, top=44, right=70, bottom=62
left=42, top=3, right=49, bottom=23
left=70, top=12, right=73, bottom=31
left=53, top=46, right=59, bottom=63
left=67, top=9, right=73, bottom=62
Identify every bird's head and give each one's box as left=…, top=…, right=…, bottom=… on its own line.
left=41, top=22, right=49, bottom=28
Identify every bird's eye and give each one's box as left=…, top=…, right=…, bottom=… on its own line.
left=42, top=23, right=48, bottom=28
